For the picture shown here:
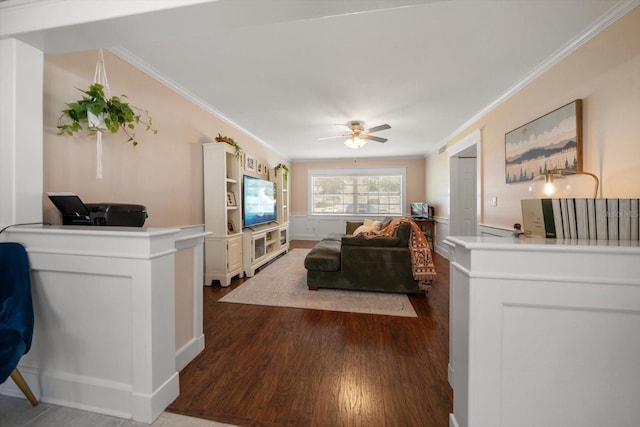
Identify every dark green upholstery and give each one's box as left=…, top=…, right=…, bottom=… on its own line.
left=304, top=221, right=422, bottom=294
left=345, top=221, right=363, bottom=235
left=303, top=239, right=341, bottom=272
left=342, top=235, right=400, bottom=247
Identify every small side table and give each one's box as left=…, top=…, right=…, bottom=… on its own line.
left=412, top=218, right=435, bottom=249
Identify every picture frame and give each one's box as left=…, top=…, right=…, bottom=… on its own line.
left=257, top=161, right=263, bottom=175
left=505, top=99, right=582, bottom=184
left=239, top=152, right=246, bottom=170
left=227, top=220, right=235, bottom=233
left=226, top=192, right=236, bottom=207
left=245, top=154, right=256, bottom=172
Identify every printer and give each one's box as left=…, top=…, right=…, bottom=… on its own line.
left=48, top=192, right=148, bottom=227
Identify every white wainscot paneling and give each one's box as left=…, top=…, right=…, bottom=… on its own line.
left=290, top=214, right=365, bottom=240
left=433, top=216, right=449, bottom=258
left=477, top=223, right=513, bottom=237
left=0, top=224, right=206, bottom=423
left=30, top=270, right=133, bottom=382
left=501, top=301, right=640, bottom=427
left=446, top=236, right=640, bottom=427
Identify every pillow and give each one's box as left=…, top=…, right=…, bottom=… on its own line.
left=353, top=225, right=376, bottom=236
left=381, top=216, right=393, bottom=229
left=345, top=221, right=364, bottom=235
left=363, top=219, right=382, bottom=231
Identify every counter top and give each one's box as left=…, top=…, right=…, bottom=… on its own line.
left=444, top=235, right=640, bottom=253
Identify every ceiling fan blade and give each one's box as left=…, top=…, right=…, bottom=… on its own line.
left=361, top=135, right=387, bottom=143
left=365, top=124, right=391, bottom=133
left=318, top=135, right=348, bottom=141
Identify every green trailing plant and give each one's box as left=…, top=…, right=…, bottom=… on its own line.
left=274, top=163, right=289, bottom=182
left=215, top=133, right=242, bottom=158
left=57, top=83, right=157, bottom=146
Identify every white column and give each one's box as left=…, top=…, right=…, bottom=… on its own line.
left=0, top=38, right=43, bottom=229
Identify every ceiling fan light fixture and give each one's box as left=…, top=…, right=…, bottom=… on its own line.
left=344, top=136, right=367, bottom=149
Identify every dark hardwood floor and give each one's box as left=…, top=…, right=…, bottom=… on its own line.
left=167, top=240, right=452, bottom=427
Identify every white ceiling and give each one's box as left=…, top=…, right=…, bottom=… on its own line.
left=1, top=0, right=634, bottom=160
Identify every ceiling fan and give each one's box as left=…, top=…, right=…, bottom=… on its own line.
left=319, top=120, right=391, bottom=149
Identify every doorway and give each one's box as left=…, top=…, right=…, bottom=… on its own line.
left=448, top=130, right=481, bottom=236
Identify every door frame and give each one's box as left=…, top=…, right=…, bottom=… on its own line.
left=448, top=129, right=481, bottom=236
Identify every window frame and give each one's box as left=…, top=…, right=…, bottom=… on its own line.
left=307, top=167, right=407, bottom=216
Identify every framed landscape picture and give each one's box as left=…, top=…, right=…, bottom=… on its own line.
left=505, top=99, right=582, bottom=183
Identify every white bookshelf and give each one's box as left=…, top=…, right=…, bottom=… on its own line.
left=203, top=142, right=243, bottom=286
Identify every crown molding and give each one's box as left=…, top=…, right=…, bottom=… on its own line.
left=0, top=0, right=213, bottom=38
left=108, top=46, right=290, bottom=161
left=439, top=0, right=640, bottom=150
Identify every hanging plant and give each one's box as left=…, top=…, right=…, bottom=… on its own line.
left=215, top=133, right=242, bottom=158
left=57, top=83, right=157, bottom=146
left=274, top=163, right=289, bottom=182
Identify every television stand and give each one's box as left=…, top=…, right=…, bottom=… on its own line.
left=242, top=222, right=289, bottom=277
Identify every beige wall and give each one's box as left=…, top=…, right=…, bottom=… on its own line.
left=428, top=6, right=640, bottom=229
left=174, top=248, right=194, bottom=351
left=43, top=49, right=288, bottom=227
left=425, top=149, right=450, bottom=218
left=290, top=157, right=426, bottom=215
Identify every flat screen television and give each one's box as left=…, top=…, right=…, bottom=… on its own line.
left=410, top=202, right=426, bottom=216
left=243, top=175, right=277, bottom=227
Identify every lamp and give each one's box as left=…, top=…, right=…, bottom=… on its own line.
left=344, top=136, right=367, bottom=149
left=529, top=169, right=599, bottom=198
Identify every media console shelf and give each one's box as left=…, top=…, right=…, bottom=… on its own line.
left=243, top=222, right=288, bottom=277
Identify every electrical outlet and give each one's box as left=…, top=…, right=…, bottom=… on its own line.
left=492, top=196, right=498, bottom=207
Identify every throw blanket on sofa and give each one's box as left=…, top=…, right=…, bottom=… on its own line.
left=361, top=218, right=437, bottom=291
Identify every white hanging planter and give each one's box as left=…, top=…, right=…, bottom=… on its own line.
left=56, top=48, right=156, bottom=179
left=87, top=111, right=107, bottom=132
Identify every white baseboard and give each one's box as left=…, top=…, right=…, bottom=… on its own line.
left=1, top=365, right=133, bottom=419
left=176, top=334, right=205, bottom=371
left=133, top=371, right=180, bottom=423
left=0, top=364, right=179, bottom=423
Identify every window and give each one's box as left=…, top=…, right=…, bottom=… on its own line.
left=309, top=168, right=406, bottom=215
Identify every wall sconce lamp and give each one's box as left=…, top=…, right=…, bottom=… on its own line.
left=529, top=169, right=599, bottom=198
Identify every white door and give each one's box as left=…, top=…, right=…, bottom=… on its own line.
left=459, top=157, right=477, bottom=235
left=448, top=130, right=480, bottom=237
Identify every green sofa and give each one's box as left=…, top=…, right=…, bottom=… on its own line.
left=303, top=220, right=423, bottom=294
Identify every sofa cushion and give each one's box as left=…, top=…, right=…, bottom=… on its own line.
left=341, top=235, right=400, bottom=247
left=345, top=221, right=363, bottom=235
left=304, top=239, right=341, bottom=272
left=323, top=233, right=344, bottom=242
